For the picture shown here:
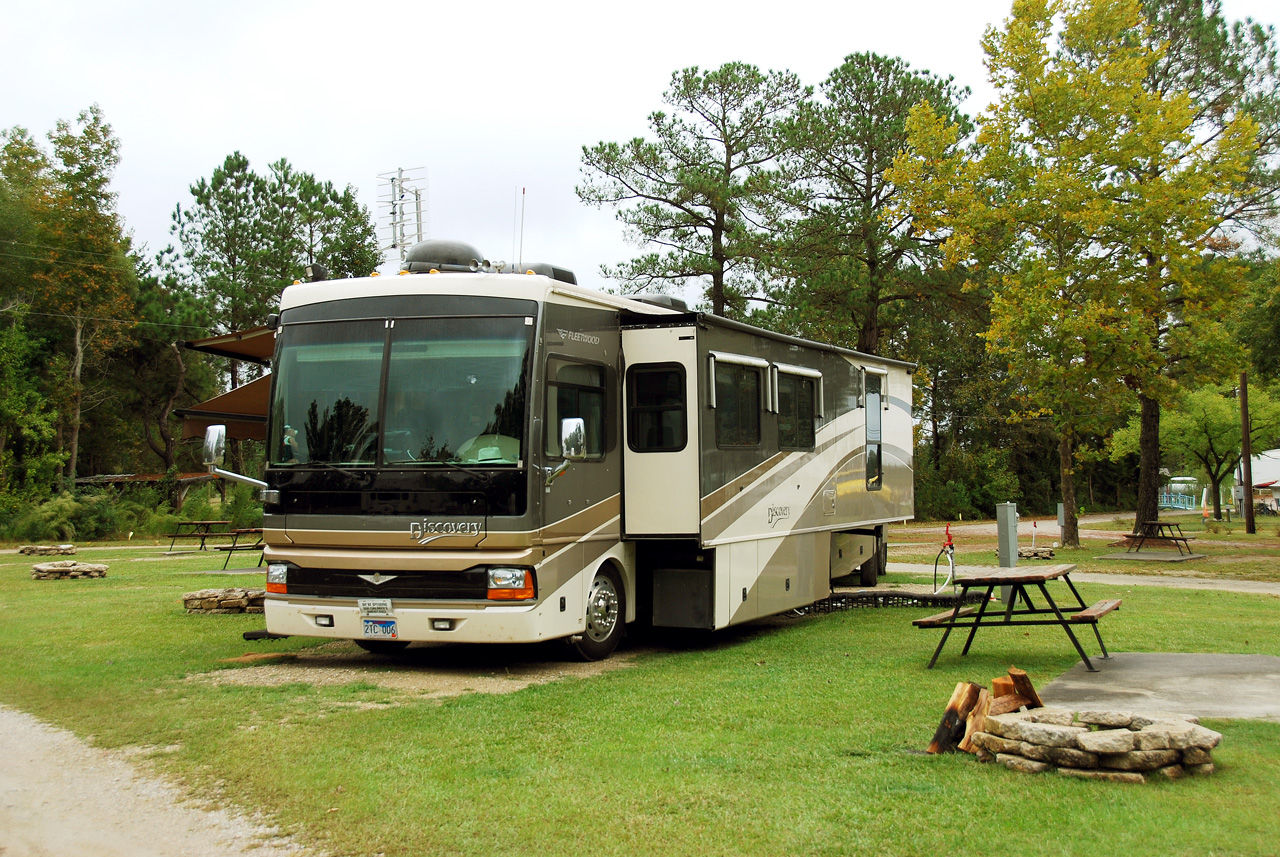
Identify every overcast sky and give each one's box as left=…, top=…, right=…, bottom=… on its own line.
left=3, top=0, right=1276, bottom=295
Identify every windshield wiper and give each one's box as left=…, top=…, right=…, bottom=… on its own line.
left=427, top=459, right=491, bottom=480
left=306, top=461, right=370, bottom=478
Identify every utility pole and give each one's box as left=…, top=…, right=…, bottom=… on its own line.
left=1242, top=371, right=1256, bottom=535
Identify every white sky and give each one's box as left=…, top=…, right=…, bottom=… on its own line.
left=2, top=0, right=1276, bottom=295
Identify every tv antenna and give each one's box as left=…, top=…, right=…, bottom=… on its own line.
left=378, top=167, right=428, bottom=261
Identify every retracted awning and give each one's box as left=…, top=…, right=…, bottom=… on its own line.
left=181, top=326, right=275, bottom=365
left=177, top=374, right=271, bottom=441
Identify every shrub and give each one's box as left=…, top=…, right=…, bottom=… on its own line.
left=2, top=487, right=175, bottom=542
left=225, top=482, right=263, bottom=529
left=179, top=485, right=217, bottom=522
left=72, top=491, right=129, bottom=540
left=9, top=493, right=81, bottom=541
left=914, top=446, right=1022, bottom=521
left=0, top=493, right=34, bottom=536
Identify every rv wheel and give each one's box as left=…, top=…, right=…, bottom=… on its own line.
left=859, top=533, right=887, bottom=587
left=569, top=567, right=625, bottom=661
left=355, top=640, right=410, bottom=655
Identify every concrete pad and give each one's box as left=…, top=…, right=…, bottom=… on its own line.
left=1097, top=551, right=1205, bottom=562
left=1040, top=653, right=1280, bottom=722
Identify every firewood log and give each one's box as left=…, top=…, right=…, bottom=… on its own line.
left=927, top=681, right=983, bottom=754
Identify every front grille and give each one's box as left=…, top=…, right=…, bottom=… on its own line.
left=286, top=567, right=489, bottom=599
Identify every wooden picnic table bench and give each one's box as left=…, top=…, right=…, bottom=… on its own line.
left=166, top=520, right=232, bottom=551
left=214, top=528, right=265, bottom=569
left=915, top=564, right=1120, bottom=672
left=1127, top=520, right=1196, bottom=555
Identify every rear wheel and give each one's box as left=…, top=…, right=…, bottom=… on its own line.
left=355, top=639, right=410, bottom=655
left=859, top=530, right=886, bottom=586
left=568, top=567, right=625, bottom=661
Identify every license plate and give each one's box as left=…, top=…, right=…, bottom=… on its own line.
left=363, top=618, right=398, bottom=639
left=358, top=598, right=393, bottom=617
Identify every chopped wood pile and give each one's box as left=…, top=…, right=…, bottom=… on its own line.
left=182, top=587, right=266, bottom=614
left=31, top=560, right=107, bottom=579
left=19, top=544, right=77, bottom=556
left=927, top=666, right=1220, bottom=783
left=992, top=547, right=1056, bottom=559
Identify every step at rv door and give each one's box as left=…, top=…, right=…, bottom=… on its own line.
left=622, top=325, right=700, bottom=536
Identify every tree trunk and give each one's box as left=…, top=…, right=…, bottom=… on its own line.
left=65, top=316, right=85, bottom=490
left=1134, top=394, right=1161, bottom=531
left=710, top=215, right=726, bottom=316
left=931, top=378, right=941, bottom=472
left=1059, top=430, right=1079, bottom=548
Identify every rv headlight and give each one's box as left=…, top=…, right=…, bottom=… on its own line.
left=266, top=563, right=288, bottom=593
left=486, top=567, right=535, bottom=600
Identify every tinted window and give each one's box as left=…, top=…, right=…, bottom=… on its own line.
left=270, top=316, right=531, bottom=467
left=546, top=359, right=605, bottom=459
left=778, top=373, right=816, bottom=450
left=715, top=363, right=760, bottom=447
left=866, top=373, right=883, bottom=489
left=628, top=365, right=686, bottom=452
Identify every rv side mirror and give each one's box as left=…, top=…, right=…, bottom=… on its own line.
left=203, top=425, right=227, bottom=468
left=560, top=418, right=586, bottom=461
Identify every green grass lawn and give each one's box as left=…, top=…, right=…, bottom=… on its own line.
left=2, top=543, right=1279, bottom=856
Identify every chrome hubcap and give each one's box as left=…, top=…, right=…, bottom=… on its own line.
left=584, top=575, right=620, bottom=642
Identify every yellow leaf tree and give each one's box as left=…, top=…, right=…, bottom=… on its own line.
left=889, top=0, right=1258, bottom=545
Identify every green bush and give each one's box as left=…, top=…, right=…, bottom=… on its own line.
left=179, top=485, right=217, bottom=522
left=0, top=493, right=34, bottom=535
left=2, top=487, right=174, bottom=542
left=144, top=509, right=181, bottom=538
left=8, top=493, right=80, bottom=541
left=914, top=446, right=1022, bottom=521
left=225, top=482, right=263, bottom=529
left=72, top=491, right=130, bottom=540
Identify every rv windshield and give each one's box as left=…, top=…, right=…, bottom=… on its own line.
left=270, top=316, right=531, bottom=467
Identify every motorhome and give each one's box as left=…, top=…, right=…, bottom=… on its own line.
left=198, top=239, right=914, bottom=659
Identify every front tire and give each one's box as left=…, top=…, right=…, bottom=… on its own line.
left=568, top=567, right=625, bottom=661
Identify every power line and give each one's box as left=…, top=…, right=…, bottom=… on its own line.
left=2, top=237, right=133, bottom=260
left=0, top=305, right=210, bottom=334
left=0, top=248, right=131, bottom=272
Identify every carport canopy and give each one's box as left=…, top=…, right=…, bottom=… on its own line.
left=177, top=326, right=275, bottom=442
left=178, top=374, right=271, bottom=441
left=181, top=325, right=275, bottom=365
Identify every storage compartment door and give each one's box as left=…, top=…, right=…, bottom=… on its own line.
left=622, top=327, right=700, bottom=536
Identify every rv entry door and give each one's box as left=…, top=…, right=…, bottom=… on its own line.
left=622, top=326, right=700, bottom=536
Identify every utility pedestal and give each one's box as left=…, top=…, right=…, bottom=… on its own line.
left=997, top=502, right=1019, bottom=602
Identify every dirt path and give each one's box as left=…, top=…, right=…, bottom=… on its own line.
left=0, top=704, right=314, bottom=857
left=0, top=644, right=639, bottom=856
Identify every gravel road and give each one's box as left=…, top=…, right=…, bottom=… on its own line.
left=0, top=704, right=315, bottom=857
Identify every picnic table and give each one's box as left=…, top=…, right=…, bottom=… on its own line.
left=166, top=520, right=232, bottom=551
left=1127, top=520, right=1196, bottom=555
left=914, top=563, right=1119, bottom=672
left=215, top=528, right=265, bottom=569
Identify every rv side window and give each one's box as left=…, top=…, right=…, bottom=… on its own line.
left=865, top=372, right=883, bottom=490
left=546, top=358, right=605, bottom=459
left=714, top=363, right=761, bottom=447
left=777, top=373, right=816, bottom=450
left=627, top=364, right=687, bottom=452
